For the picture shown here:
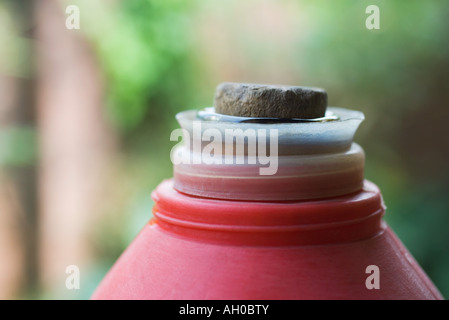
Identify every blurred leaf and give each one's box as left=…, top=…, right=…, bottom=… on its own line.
left=67, top=0, right=200, bottom=132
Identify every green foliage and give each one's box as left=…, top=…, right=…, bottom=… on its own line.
left=298, top=0, right=449, bottom=106
left=0, top=126, right=37, bottom=167
left=75, top=0, right=200, bottom=132
left=385, top=181, right=449, bottom=298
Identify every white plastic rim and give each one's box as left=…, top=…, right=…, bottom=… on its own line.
left=173, top=107, right=365, bottom=201
left=177, top=107, right=364, bottom=155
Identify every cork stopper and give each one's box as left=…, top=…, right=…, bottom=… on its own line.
left=214, top=82, right=327, bottom=119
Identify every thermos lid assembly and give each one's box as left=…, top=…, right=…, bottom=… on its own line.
left=172, top=83, right=366, bottom=201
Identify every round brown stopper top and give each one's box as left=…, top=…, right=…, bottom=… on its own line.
left=214, top=82, right=327, bottom=119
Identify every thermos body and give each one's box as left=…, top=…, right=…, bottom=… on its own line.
left=93, top=85, right=443, bottom=300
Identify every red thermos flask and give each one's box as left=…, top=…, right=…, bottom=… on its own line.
left=92, top=91, right=443, bottom=300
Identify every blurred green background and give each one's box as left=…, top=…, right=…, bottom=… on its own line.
left=0, top=0, right=448, bottom=299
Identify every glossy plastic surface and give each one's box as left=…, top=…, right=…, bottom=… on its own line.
left=92, top=180, right=443, bottom=300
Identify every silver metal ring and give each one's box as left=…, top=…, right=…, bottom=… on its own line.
left=197, top=107, right=339, bottom=123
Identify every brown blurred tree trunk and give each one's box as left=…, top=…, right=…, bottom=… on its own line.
left=16, top=1, right=39, bottom=296
left=34, top=0, right=113, bottom=296
left=0, top=76, right=29, bottom=299
left=0, top=0, right=39, bottom=298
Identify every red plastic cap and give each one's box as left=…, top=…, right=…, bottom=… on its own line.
left=153, top=179, right=385, bottom=246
